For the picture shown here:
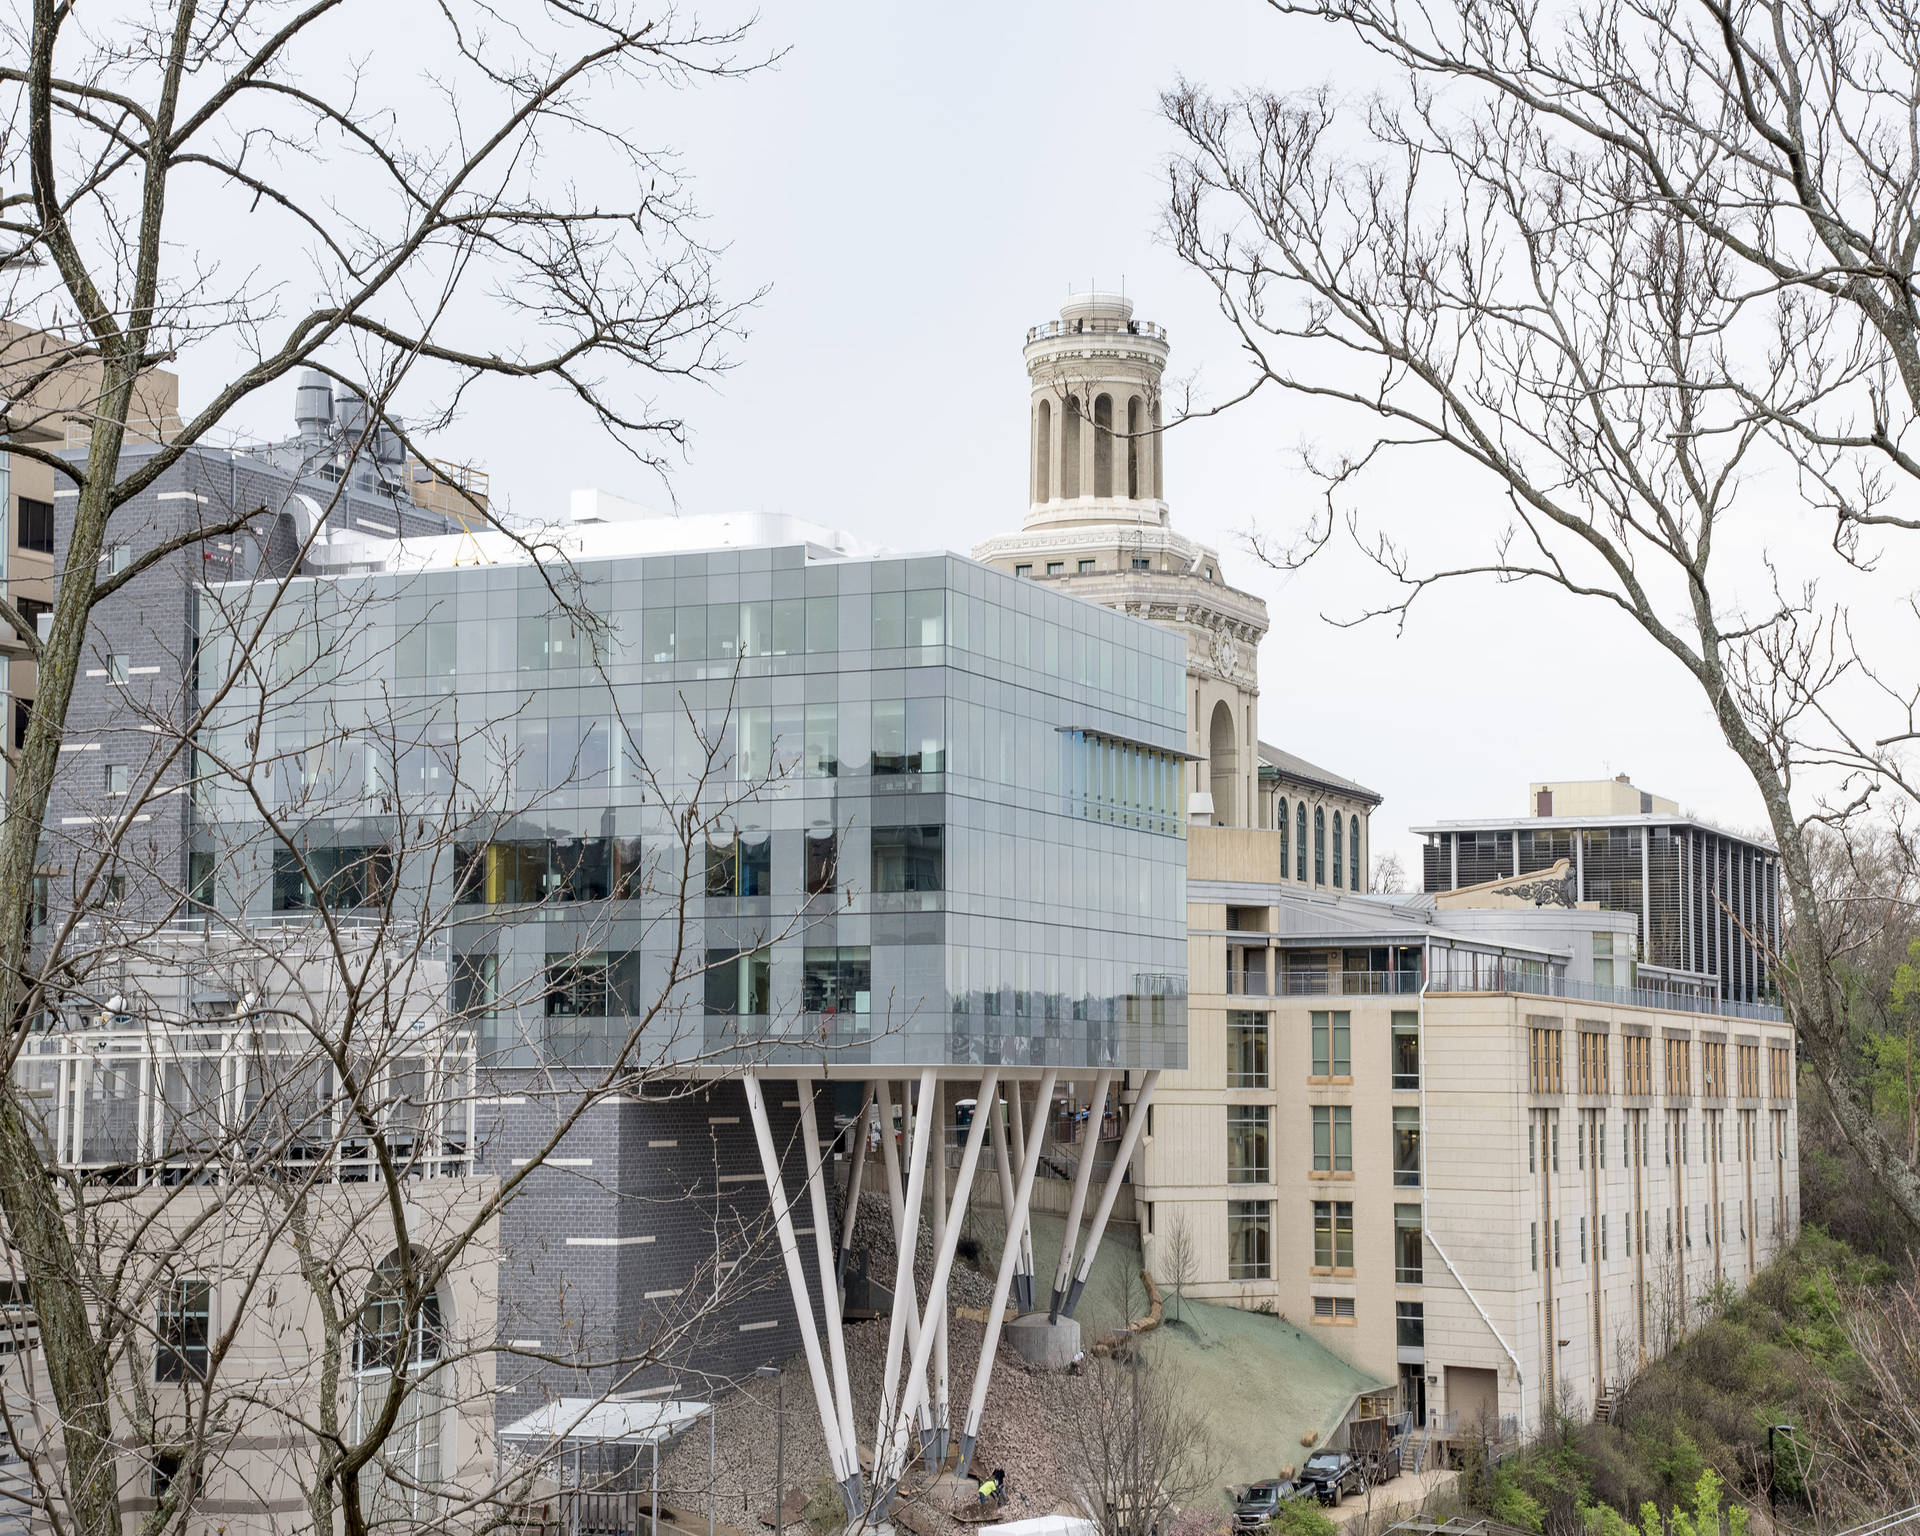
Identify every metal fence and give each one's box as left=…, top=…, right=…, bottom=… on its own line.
left=1229, top=969, right=1424, bottom=998
left=12, top=1024, right=476, bottom=1181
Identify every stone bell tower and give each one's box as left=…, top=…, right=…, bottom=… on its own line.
left=975, top=291, right=1268, bottom=828
left=1023, top=292, right=1169, bottom=527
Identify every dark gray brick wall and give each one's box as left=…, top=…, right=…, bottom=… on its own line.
left=484, top=1076, right=841, bottom=1430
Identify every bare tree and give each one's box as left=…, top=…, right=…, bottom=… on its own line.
left=1804, top=1265, right=1920, bottom=1523
left=0, top=6, right=795, bottom=1535
left=1051, top=1350, right=1221, bottom=1536
left=1163, top=0, right=1920, bottom=1234
left=1160, top=1210, right=1199, bottom=1325
left=1368, top=851, right=1408, bottom=896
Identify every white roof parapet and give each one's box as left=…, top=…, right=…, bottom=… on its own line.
left=302, top=497, right=883, bottom=576
left=498, top=1397, right=709, bottom=1448
left=1412, top=811, right=1777, bottom=853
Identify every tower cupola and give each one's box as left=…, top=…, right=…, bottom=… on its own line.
left=1023, top=292, right=1169, bottom=530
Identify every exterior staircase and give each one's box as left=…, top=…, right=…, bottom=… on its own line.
left=1594, top=1390, right=1616, bottom=1425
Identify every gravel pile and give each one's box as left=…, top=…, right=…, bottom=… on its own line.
left=656, top=1313, right=1066, bottom=1533
left=843, top=1190, right=999, bottom=1313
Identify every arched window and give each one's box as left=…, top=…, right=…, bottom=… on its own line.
left=1314, top=806, right=1326, bottom=885
left=1093, top=393, right=1114, bottom=498
left=354, top=1253, right=446, bottom=1521
left=1127, top=395, right=1144, bottom=498
left=1352, top=817, right=1363, bottom=893
left=1296, top=802, right=1308, bottom=883
left=1278, top=798, right=1289, bottom=873
left=1208, top=700, right=1237, bottom=826
left=1333, top=812, right=1345, bottom=888
left=1062, top=396, right=1083, bottom=499
left=1033, top=397, right=1052, bottom=503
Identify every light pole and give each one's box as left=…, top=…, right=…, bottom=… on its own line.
left=1768, top=1423, right=1795, bottom=1521
left=758, top=1364, right=785, bottom=1533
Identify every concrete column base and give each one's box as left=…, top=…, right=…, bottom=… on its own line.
left=1003, top=1312, right=1082, bottom=1369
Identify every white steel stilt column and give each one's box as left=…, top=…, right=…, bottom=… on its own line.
left=1049, top=1069, right=1112, bottom=1321
left=835, top=1081, right=874, bottom=1292
left=872, top=1067, right=936, bottom=1507
left=927, top=1080, right=952, bottom=1468
left=876, top=1080, right=934, bottom=1447
left=797, top=1081, right=862, bottom=1514
left=1007, top=1078, right=1038, bottom=1312
left=1063, top=1070, right=1161, bottom=1317
left=881, top=1068, right=999, bottom=1494
left=955, top=1068, right=1056, bottom=1483
left=987, top=1087, right=1020, bottom=1311
left=741, top=1075, right=855, bottom=1502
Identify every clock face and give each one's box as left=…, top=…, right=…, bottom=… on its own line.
left=1209, top=628, right=1240, bottom=682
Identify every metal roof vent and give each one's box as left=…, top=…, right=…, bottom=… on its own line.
left=294, top=371, right=333, bottom=443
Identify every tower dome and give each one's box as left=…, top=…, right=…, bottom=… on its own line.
left=1022, top=292, right=1169, bottom=530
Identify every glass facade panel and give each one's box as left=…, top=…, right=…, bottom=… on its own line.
left=199, top=547, right=1188, bottom=1069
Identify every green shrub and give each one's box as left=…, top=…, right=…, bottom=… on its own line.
left=803, top=1476, right=841, bottom=1536
left=1490, top=1467, right=1546, bottom=1534
left=1269, top=1500, right=1338, bottom=1536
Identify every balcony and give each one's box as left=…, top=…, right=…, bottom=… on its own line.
left=1228, top=968, right=1424, bottom=998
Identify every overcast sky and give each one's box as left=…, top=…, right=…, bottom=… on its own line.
left=195, top=1, right=1866, bottom=880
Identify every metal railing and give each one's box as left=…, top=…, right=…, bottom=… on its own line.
left=1228, top=969, right=1424, bottom=998
left=13, top=1024, right=476, bottom=1183
left=1429, top=965, right=1785, bottom=1023
left=1027, top=317, right=1168, bottom=343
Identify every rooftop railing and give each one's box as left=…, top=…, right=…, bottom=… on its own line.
left=1229, top=958, right=1786, bottom=1022
left=1228, top=968, right=1423, bottom=997
left=1026, top=317, right=1168, bottom=343
left=1429, top=963, right=1785, bottom=1023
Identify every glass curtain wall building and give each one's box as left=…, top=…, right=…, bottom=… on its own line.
left=195, top=537, right=1190, bottom=1073
left=1415, top=816, right=1780, bottom=1007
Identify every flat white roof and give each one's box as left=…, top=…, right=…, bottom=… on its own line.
left=307, top=491, right=880, bottom=575
left=498, top=1397, right=708, bottom=1447
left=1411, top=813, right=1775, bottom=852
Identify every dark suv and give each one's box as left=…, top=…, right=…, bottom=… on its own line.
left=1298, top=1451, right=1365, bottom=1506
left=1233, top=1480, right=1302, bottom=1531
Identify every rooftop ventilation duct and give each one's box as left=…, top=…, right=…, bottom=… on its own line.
left=333, top=385, right=369, bottom=445
left=294, top=371, right=333, bottom=445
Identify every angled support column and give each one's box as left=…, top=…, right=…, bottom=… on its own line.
left=881, top=1068, right=999, bottom=1494
left=876, top=1080, right=934, bottom=1448
left=742, top=1075, right=855, bottom=1499
left=872, top=1067, right=936, bottom=1516
left=835, top=1081, right=874, bottom=1293
left=797, top=1081, right=863, bottom=1518
left=1062, top=1070, right=1160, bottom=1318
left=1007, top=1078, right=1038, bottom=1313
left=956, top=1068, right=1056, bottom=1485
left=1049, top=1069, right=1112, bottom=1322
left=987, top=1084, right=1021, bottom=1312
left=926, top=1080, right=951, bottom=1470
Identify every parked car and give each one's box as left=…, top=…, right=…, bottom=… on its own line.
left=1298, top=1451, right=1365, bottom=1506
left=1232, top=1480, right=1303, bottom=1531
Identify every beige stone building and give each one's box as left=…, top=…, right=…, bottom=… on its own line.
left=976, top=289, right=1799, bottom=1451
left=0, top=929, right=504, bottom=1535
left=1146, top=849, right=1798, bottom=1446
